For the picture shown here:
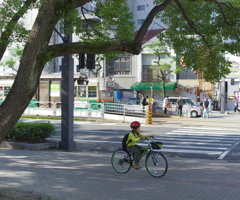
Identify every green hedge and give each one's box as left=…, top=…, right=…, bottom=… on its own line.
left=6, top=121, right=56, bottom=142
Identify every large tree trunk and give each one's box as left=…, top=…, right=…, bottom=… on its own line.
left=0, top=1, right=60, bottom=142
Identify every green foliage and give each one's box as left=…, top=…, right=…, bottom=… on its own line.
left=78, top=0, right=134, bottom=43
left=2, top=58, right=16, bottom=68
left=156, top=0, right=240, bottom=83
left=8, top=46, right=24, bottom=57
left=144, top=41, right=182, bottom=79
left=6, top=121, right=56, bottom=142
left=0, top=46, right=24, bottom=74
left=0, top=0, right=38, bottom=46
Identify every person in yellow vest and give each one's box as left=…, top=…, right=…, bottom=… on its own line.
left=149, top=96, right=153, bottom=103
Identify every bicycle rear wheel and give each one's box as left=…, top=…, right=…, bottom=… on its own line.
left=111, top=149, right=132, bottom=174
left=145, top=152, right=168, bottom=178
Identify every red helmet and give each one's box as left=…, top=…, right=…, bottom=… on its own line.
left=130, top=121, right=141, bottom=129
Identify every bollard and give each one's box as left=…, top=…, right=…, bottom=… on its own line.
left=146, top=103, right=152, bottom=124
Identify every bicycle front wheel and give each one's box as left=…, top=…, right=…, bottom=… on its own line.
left=145, top=152, right=168, bottom=178
left=111, top=149, right=132, bottom=174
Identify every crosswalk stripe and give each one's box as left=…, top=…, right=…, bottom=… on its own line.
left=166, top=133, right=240, bottom=139
left=99, top=123, right=117, bottom=125
left=163, top=145, right=227, bottom=150
left=160, top=149, right=223, bottom=154
left=163, top=134, right=240, bottom=141
left=160, top=141, right=232, bottom=146
left=182, top=127, right=240, bottom=132
left=158, top=138, right=236, bottom=143
left=172, top=130, right=240, bottom=134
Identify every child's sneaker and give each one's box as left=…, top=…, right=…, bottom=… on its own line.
left=132, top=165, right=141, bottom=170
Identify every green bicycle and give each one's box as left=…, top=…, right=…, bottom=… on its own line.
left=111, top=137, right=168, bottom=178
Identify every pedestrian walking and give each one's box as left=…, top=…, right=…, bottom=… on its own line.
left=177, top=96, right=184, bottom=117
left=151, top=95, right=157, bottom=113
left=208, top=97, right=212, bottom=112
left=234, top=98, right=240, bottom=112
left=142, top=96, right=149, bottom=106
left=203, top=98, right=210, bottom=118
left=163, top=96, right=169, bottom=114
left=142, top=96, right=149, bottom=112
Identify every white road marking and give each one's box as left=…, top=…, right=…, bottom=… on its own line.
left=218, top=140, right=240, bottom=160
left=164, top=134, right=240, bottom=141
left=160, top=149, right=222, bottom=154
left=172, top=130, right=240, bottom=134
left=100, top=123, right=117, bottom=125
left=158, top=137, right=235, bottom=143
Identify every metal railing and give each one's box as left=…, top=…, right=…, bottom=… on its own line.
left=104, top=102, right=146, bottom=117
left=17, top=101, right=146, bottom=119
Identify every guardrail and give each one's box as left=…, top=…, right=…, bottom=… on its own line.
left=23, top=101, right=104, bottom=119
left=15, top=101, right=146, bottom=121
left=104, top=102, right=146, bottom=117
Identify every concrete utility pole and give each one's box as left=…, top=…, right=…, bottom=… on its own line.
left=58, top=22, right=76, bottom=151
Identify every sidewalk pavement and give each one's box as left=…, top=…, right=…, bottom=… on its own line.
left=1, top=148, right=240, bottom=200
left=1, top=111, right=240, bottom=199
left=153, top=110, right=240, bottom=130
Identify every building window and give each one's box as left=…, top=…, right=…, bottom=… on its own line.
left=106, top=56, right=131, bottom=76
left=88, top=86, right=97, bottom=97
left=142, top=65, right=158, bottom=81
left=137, top=5, right=145, bottom=11
left=177, top=68, right=198, bottom=80
left=137, top=19, right=144, bottom=25
left=142, top=65, right=171, bottom=82
left=0, top=86, right=11, bottom=97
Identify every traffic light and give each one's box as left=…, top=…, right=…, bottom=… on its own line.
left=86, top=54, right=95, bottom=69
left=79, top=53, right=85, bottom=69
left=231, top=79, right=234, bottom=85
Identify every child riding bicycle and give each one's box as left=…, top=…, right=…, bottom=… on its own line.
left=126, top=121, right=154, bottom=170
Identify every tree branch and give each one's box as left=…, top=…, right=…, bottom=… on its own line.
left=46, top=40, right=142, bottom=58
left=134, top=0, right=172, bottom=44
left=0, top=0, right=38, bottom=60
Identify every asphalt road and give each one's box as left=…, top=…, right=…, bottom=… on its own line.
left=20, top=117, right=240, bottom=161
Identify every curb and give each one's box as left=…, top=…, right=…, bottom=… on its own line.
left=0, top=140, right=58, bottom=150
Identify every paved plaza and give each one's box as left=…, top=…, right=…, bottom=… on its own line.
left=1, top=149, right=240, bottom=200
left=1, top=111, right=240, bottom=200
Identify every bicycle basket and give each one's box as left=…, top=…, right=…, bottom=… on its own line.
left=150, top=141, right=163, bottom=149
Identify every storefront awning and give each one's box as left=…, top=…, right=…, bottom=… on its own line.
left=130, top=82, right=177, bottom=91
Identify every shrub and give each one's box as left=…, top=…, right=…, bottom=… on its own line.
left=6, top=121, right=56, bottom=143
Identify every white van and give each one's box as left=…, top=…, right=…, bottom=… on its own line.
left=167, top=97, right=203, bottom=118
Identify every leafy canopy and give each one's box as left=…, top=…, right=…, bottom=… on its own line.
left=156, top=0, right=240, bottom=83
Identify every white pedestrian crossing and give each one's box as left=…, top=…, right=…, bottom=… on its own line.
left=156, top=127, right=240, bottom=159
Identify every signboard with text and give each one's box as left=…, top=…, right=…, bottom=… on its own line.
left=50, top=84, right=60, bottom=97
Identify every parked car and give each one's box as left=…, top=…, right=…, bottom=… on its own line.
left=167, top=97, right=203, bottom=118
